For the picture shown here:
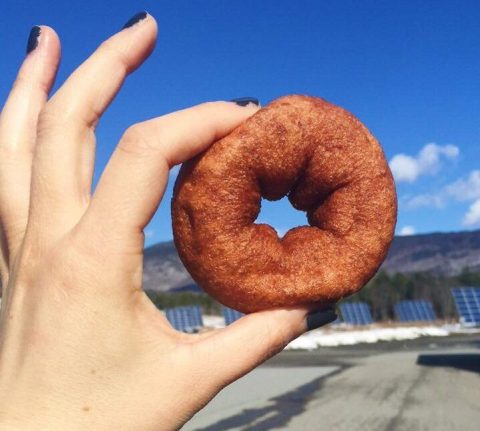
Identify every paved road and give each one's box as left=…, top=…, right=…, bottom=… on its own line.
left=184, top=335, right=480, bottom=431
left=286, top=349, right=480, bottom=431
left=183, top=367, right=339, bottom=431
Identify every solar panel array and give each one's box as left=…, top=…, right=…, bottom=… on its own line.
left=451, top=287, right=480, bottom=327
left=223, top=307, right=244, bottom=325
left=394, top=300, right=436, bottom=322
left=339, top=302, right=373, bottom=325
left=165, top=306, right=204, bottom=332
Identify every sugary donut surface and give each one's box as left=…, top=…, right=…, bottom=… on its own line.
left=172, top=95, right=397, bottom=313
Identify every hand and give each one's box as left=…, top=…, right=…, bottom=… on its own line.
left=0, top=13, right=336, bottom=431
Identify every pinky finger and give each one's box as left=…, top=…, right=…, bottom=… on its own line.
left=0, top=26, right=60, bottom=265
left=0, top=26, right=60, bottom=150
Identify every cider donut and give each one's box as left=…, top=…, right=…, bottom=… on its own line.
left=172, top=95, right=397, bottom=313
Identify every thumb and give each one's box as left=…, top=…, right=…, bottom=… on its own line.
left=196, top=306, right=337, bottom=389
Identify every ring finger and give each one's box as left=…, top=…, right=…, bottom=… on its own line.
left=28, top=13, right=157, bottom=240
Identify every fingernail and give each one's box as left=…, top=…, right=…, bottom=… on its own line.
left=230, top=97, right=260, bottom=107
left=122, top=11, right=148, bottom=29
left=26, top=26, right=41, bottom=54
left=306, top=308, right=337, bottom=331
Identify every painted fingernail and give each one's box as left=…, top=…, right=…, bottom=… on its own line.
left=230, top=97, right=260, bottom=107
left=26, top=26, right=41, bottom=54
left=306, top=308, right=337, bottom=331
left=122, top=11, right=148, bottom=29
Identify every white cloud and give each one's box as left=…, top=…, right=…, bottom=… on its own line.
left=463, top=199, right=480, bottom=227
left=404, top=194, right=446, bottom=209
left=398, top=226, right=416, bottom=236
left=445, top=170, right=480, bottom=202
left=405, top=169, right=480, bottom=209
left=389, top=143, right=459, bottom=183
left=389, top=155, right=419, bottom=183
left=401, top=169, right=480, bottom=229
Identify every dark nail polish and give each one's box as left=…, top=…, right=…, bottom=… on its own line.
left=26, top=26, right=41, bottom=54
left=306, top=308, right=337, bottom=331
left=122, top=11, right=148, bottom=29
left=230, top=97, right=260, bottom=107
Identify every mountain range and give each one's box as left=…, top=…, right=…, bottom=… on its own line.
left=142, top=229, right=480, bottom=292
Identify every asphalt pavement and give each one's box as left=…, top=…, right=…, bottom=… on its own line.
left=184, top=334, right=480, bottom=431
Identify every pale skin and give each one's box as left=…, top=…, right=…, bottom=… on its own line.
left=0, top=14, right=326, bottom=431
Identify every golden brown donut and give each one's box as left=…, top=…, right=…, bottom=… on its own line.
left=172, top=95, right=397, bottom=313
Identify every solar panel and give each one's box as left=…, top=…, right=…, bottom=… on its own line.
left=190, top=305, right=204, bottom=328
left=451, top=287, right=480, bottom=327
left=339, top=302, right=373, bottom=325
left=394, top=300, right=436, bottom=322
left=223, top=307, right=244, bottom=325
left=165, top=306, right=204, bottom=332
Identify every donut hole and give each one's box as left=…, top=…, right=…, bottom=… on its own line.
left=254, top=196, right=309, bottom=238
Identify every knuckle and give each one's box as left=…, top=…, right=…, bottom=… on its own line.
left=121, top=124, right=145, bottom=144
left=98, top=40, right=129, bottom=73
left=39, top=99, right=98, bottom=132
left=119, top=123, right=166, bottom=158
left=37, top=101, right=88, bottom=134
left=118, top=125, right=146, bottom=156
left=37, top=102, right=67, bottom=130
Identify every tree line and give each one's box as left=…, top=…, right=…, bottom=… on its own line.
left=145, top=268, right=480, bottom=321
left=349, top=268, right=480, bottom=321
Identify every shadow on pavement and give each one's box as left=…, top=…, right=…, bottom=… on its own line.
left=416, top=353, right=480, bottom=373
left=194, top=375, right=327, bottom=431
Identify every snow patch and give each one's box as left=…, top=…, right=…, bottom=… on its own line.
left=285, top=326, right=451, bottom=350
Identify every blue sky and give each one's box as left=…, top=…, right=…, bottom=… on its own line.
left=1, top=0, right=479, bottom=245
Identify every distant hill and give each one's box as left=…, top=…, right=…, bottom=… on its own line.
left=142, top=229, right=480, bottom=292
left=142, top=241, right=195, bottom=292
left=382, top=229, right=480, bottom=275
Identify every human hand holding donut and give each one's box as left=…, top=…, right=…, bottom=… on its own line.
left=0, top=12, right=337, bottom=431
